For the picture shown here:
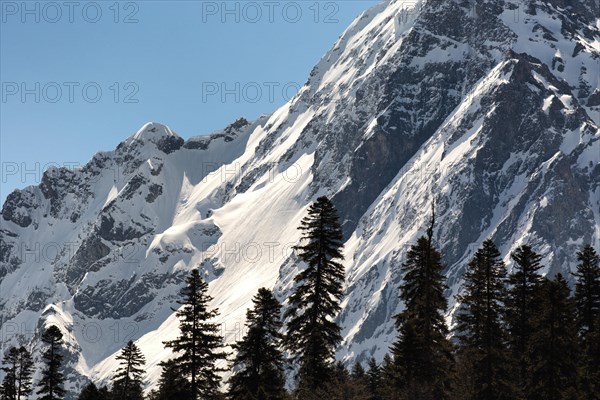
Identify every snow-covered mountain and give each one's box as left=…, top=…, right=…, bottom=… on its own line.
left=1, top=0, right=599, bottom=397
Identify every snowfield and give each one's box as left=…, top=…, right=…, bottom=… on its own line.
left=1, top=0, right=599, bottom=397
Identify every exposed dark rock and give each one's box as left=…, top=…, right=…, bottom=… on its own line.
left=40, top=168, right=88, bottom=217
left=224, top=117, right=249, bottom=134
left=121, top=175, right=149, bottom=200
left=587, top=90, right=600, bottom=107
left=145, top=184, right=163, bottom=203
left=156, top=135, right=184, bottom=154
left=98, top=215, right=152, bottom=242
left=25, top=290, right=52, bottom=312
left=184, top=138, right=210, bottom=150
left=67, top=235, right=111, bottom=287
left=150, top=163, right=163, bottom=176
left=1, top=190, right=37, bottom=227
left=184, top=117, right=250, bottom=150
left=0, top=0, right=598, bottom=394
left=73, top=273, right=179, bottom=318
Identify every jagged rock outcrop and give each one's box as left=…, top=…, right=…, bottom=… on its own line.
left=1, top=0, right=598, bottom=397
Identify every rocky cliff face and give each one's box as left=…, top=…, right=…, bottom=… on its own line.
left=1, top=0, right=598, bottom=397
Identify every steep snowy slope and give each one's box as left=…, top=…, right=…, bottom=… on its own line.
left=1, top=0, right=598, bottom=396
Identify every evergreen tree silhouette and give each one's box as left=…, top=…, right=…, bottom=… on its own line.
left=284, top=196, right=345, bottom=393
left=526, top=274, right=579, bottom=399
left=455, top=240, right=514, bottom=399
left=228, top=288, right=286, bottom=400
left=36, top=325, right=65, bottom=400
left=391, top=204, right=453, bottom=399
left=573, top=244, right=600, bottom=398
left=164, top=269, right=227, bottom=399
left=112, top=340, right=145, bottom=400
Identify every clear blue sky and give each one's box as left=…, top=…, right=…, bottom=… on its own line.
left=0, top=0, right=379, bottom=203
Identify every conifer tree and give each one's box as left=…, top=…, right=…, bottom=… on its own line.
left=1, top=347, right=18, bottom=400
left=505, top=244, right=543, bottom=391
left=351, top=362, right=366, bottom=382
left=37, top=325, right=65, bottom=400
left=327, top=362, right=368, bottom=400
left=573, top=244, right=600, bottom=399
left=525, top=274, right=579, bottom=400
left=112, top=340, right=145, bottom=400
left=284, top=196, right=345, bottom=393
left=333, top=362, right=349, bottom=381
left=580, top=311, right=600, bottom=399
left=452, top=353, right=475, bottom=400
left=1, top=346, right=34, bottom=400
left=349, top=362, right=368, bottom=400
left=379, top=354, right=399, bottom=400
left=154, top=360, right=193, bottom=400
left=77, top=382, right=109, bottom=400
left=574, top=244, right=600, bottom=337
left=228, top=288, right=286, bottom=400
left=15, top=347, right=34, bottom=400
left=391, top=205, right=453, bottom=399
left=77, top=383, right=98, bottom=400
left=164, top=269, right=227, bottom=399
left=365, top=358, right=382, bottom=400
left=455, top=240, right=514, bottom=400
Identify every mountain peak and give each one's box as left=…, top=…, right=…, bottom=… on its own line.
left=122, top=122, right=184, bottom=154
left=1, top=0, right=598, bottom=396
left=128, top=122, right=178, bottom=142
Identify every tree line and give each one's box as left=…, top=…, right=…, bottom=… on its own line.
left=1, top=197, right=599, bottom=400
